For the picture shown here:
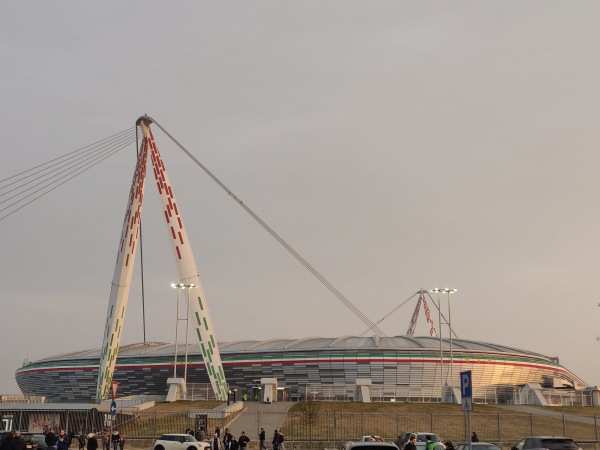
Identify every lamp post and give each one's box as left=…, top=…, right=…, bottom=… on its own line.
left=442, top=288, right=457, bottom=381
left=429, top=289, right=444, bottom=387
left=171, top=283, right=196, bottom=395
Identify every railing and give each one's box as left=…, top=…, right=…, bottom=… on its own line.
left=1, top=409, right=600, bottom=449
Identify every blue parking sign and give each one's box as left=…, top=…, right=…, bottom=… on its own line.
left=460, top=370, right=472, bottom=398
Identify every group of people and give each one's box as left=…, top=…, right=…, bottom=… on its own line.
left=0, top=431, right=27, bottom=450
left=211, top=427, right=251, bottom=450
left=208, top=427, right=283, bottom=450
left=399, top=432, right=480, bottom=450
left=101, top=430, right=125, bottom=450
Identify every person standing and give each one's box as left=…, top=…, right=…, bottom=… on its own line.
left=238, top=432, right=250, bottom=450
left=78, top=434, right=86, bottom=450
left=211, top=434, right=220, bottom=450
left=404, top=435, right=417, bottom=450
left=111, top=432, right=120, bottom=450
left=277, top=431, right=284, bottom=450
left=57, top=430, right=70, bottom=450
left=471, top=433, right=479, bottom=443
left=2, top=431, right=15, bottom=450
left=229, top=437, right=238, bottom=450
left=10, top=432, right=26, bottom=450
left=258, top=428, right=266, bottom=450
left=45, top=429, right=57, bottom=450
left=87, top=434, right=98, bottom=450
left=223, top=429, right=232, bottom=450
left=271, top=431, right=279, bottom=450
left=118, top=435, right=125, bottom=450
left=101, top=431, right=109, bottom=450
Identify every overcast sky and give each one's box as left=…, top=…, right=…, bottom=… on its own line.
left=1, top=2, right=599, bottom=395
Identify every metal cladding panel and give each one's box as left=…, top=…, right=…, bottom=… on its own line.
left=16, top=338, right=587, bottom=402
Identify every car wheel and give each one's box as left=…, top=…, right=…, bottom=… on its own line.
left=155, top=446, right=165, bottom=450
left=188, top=446, right=198, bottom=450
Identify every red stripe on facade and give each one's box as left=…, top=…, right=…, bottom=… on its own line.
left=178, top=231, right=184, bottom=245
left=171, top=227, right=176, bottom=239
left=176, top=247, right=182, bottom=259
left=164, top=210, right=170, bottom=223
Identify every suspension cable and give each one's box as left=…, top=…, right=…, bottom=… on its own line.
left=141, top=116, right=386, bottom=337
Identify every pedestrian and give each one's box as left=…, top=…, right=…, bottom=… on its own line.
left=471, top=433, right=479, bottom=443
left=57, top=430, right=70, bottom=450
left=425, top=436, right=436, bottom=450
left=118, top=436, right=125, bottom=450
left=101, top=431, right=109, bottom=450
left=238, top=432, right=250, bottom=450
left=111, top=432, right=120, bottom=450
left=223, top=429, right=232, bottom=450
left=277, top=431, right=284, bottom=450
left=10, top=432, right=26, bottom=450
left=229, top=437, right=238, bottom=450
left=87, top=434, right=98, bottom=450
left=404, top=435, right=417, bottom=450
left=68, top=431, right=76, bottom=449
left=258, top=428, right=266, bottom=450
left=211, top=434, right=220, bottom=450
left=1, top=431, right=15, bottom=450
left=197, top=428, right=205, bottom=442
left=214, top=428, right=221, bottom=439
left=271, top=431, right=279, bottom=450
left=78, top=434, right=86, bottom=450
left=45, top=429, right=57, bottom=450
left=444, top=442, right=455, bottom=450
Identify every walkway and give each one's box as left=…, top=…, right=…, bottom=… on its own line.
left=494, top=405, right=598, bottom=426
left=228, top=402, right=296, bottom=442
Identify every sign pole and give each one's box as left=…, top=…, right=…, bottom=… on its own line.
left=460, top=371, right=473, bottom=447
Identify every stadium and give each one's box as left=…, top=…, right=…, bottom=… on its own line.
left=15, top=335, right=588, bottom=403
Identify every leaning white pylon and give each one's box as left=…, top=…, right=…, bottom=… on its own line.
left=96, top=136, right=149, bottom=402
left=96, top=117, right=228, bottom=402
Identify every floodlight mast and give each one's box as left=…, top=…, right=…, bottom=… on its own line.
left=95, top=117, right=229, bottom=402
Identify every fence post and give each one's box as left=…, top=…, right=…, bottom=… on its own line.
left=430, top=413, right=433, bottom=432
left=594, top=414, right=598, bottom=445
left=497, top=414, right=501, bottom=444
left=362, top=412, right=365, bottom=438
left=563, top=414, right=566, bottom=437
left=529, top=414, right=533, bottom=435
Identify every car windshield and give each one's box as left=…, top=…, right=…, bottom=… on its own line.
left=184, top=436, right=197, bottom=442
left=540, top=440, right=578, bottom=450
left=417, top=436, right=441, bottom=443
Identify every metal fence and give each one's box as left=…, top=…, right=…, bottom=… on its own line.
left=2, top=409, right=600, bottom=450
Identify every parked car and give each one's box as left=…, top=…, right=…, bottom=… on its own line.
left=511, top=437, right=582, bottom=450
left=154, top=434, right=210, bottom=450
left=455, top=442, right=502, bottom=450
left=24, top=434, right=48, bottom=450
left=342, top=441, right=399, bottom=450
left=21, top=433, right=43, bottom=450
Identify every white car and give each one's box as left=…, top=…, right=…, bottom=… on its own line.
left=154, top=434, right=210, bottom=450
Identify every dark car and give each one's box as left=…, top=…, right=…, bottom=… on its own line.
left=456, top=443, right=502, bottom=450
left=511, top=437, right=582, bottom=450
left=24, top=434, right=48, bottom=450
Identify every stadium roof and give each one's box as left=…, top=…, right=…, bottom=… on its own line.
left=33, top=335, right=556, bottom=363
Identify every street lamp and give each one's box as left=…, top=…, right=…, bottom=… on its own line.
left=429, top=289, right=444, bottom=386
left=171, top=283, right=196, bottom=394
left=442, top=288, right=457, bottom=381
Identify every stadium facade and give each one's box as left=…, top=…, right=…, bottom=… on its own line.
left=15, top=336, right=587, bottom=402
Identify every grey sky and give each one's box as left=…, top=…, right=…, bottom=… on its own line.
left=1, top=2, right=599, bottom=394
